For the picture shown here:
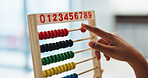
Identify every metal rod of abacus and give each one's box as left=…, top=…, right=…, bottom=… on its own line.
left=78, top=67, right=98, bottom=76
left=73, top=37, right=91, bottom=42
left=76, top=57, right=96, bottom=65
left=69, top=28, right=81, bottom=32
left=74, top=48, right=91, bottom=54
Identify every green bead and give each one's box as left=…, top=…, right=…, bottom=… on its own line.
left=50, top=55, right=55, bottom=63
left=54, top=55, right=59, bottom=62
left=56, top=55, right=60, bottom=62
left=67, top=51, right=72, bottom=58
left=42, top=58, right=46, bottom=65
left=70, top=51, right=74, bottom=58
left=47, top=56, right=53, bottom=63
left=64, top=52, right=69, bottom=59
left=58, top=54, right=62, bottom=61
left=54, top=55, right=57, bottom=62
left=43, top=58, right=47, bottom=65
left=45, top=57, right=50, bottom=64
left=61, top=53, right=66, bottom=60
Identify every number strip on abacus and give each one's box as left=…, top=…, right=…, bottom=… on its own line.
left=36, top=11, right=94, bottom=25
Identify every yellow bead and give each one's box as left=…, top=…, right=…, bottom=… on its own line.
left=69, top=62, right=74, bottom=69
left=48, top=69, right=54, bottom=76
left=45, top=70, right=51, bottom=77
left=62, top=65, right=67, bottom=71
left=65, top=63, right=71, bottom=71
left=58, top=66, right=64, bottom=73
left=51, top=67, right=57, bottom=74
left=56, top=67, right=61, bottom=74
left=43, top=71, right=47, bottom=77
left=57, top=66, right=62, bottom=73
left=71, top=62, right=76, bottom=69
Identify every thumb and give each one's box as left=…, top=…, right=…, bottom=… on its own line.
left=89, top=41, right=112, bottom=54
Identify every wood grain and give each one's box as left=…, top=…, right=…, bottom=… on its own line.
left=27, top=15, right=44, bottom=78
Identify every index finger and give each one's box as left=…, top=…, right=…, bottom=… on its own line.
left=81, top=23, right=112, bottom=39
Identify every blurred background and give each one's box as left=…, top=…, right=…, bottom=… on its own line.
left=0, top=0, right=148, bottom=78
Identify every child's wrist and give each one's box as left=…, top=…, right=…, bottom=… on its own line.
left=126, top=51, right=141, bottom=65
left=127, top=51, right=147, bottom=67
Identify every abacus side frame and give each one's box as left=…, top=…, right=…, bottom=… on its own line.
left=27, top=14, right=44, bottom=78
left=88, top=11, right=103, bottom=78
left=27, top=10, right=102, bottom=78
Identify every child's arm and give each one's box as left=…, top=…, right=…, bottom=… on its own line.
left=82, top=23, right=148, bottom=78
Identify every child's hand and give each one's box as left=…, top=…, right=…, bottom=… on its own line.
left=81, top=23, right=143, bottom=64
left=82, top=23, right=148, bottom=78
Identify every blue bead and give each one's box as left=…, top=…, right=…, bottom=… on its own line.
left=70, top=74, right=75, bottom=78
left=67, top=75, right=71, bottom=78
left=73, top=73, right=78, bottom=78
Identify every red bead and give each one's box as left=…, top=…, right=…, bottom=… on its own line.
left=48, top=31, right=52, bottom=38
left=55, top=30, right=59, bottom=37
left=44, top=31, right=47, bottom=39
left=50, top=30, right=53, bottom=38
left=61, top=29, right=65, bottom=37
left=64, top=28, right=69, bottom=36
left=63, top=29, right=66, bottom=36
left=40, top=32, right=44, bottom=40
left=53, top=30, right=56, bottom=38
left=38, top=32, right=41, bottom=40
left=80, top=27, right=86, bottom=33
left=51, top=30, right=55, bottom=38
left=43, top=32, right=46, bottom=39
left=62, top=29, right=65, bottom=36
left=58, top=29, right=62, bottom=37
left=46, top=31, right=49, bottom=39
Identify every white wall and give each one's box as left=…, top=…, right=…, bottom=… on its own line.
left=80, top=0, right=148, bottom=31
left=109, top=0, right=148, bottom=15
left=81, top=0, right=115, bottom=32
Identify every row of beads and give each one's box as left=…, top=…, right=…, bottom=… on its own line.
left=40, top=39, right=73, bottom=52
left=62, top=73, right=78, bottom=78
left=43, top=62, right=76, bottom=77
left=42, top=51, right=75, bottom=65
left=38, top=28, right=86, bottom=40
left=39, top=28, right=69, bottom=40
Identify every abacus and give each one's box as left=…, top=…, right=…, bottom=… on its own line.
left=27, top=10, right=103, bottom=78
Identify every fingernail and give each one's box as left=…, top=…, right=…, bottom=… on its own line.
left=107, top=58, right=110, bottom=61
left=106, top=57, right=110, bottom=61
left=89, top=41, right=95, bottom=48
left=97, top=57, right=100, bottom=61
left=81, top=23, right=86, bottom=28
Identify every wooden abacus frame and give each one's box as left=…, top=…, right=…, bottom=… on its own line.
left=27, top=10, right=103, bottom=78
